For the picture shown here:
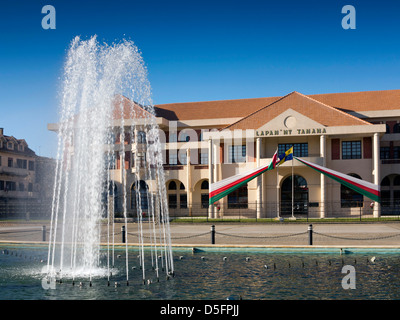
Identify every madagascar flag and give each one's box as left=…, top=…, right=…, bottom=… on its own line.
left=295, top=157, right=380, bottom=202
left=209, top=150, right=278, bottom=205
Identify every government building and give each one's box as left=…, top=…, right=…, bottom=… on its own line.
left=49, top=89, right=400, bottom=219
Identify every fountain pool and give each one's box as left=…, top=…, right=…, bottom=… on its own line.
left=1, top=245, right=400, bottom=300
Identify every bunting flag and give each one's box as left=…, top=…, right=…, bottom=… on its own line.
left=295, top=157, right=380, bottom=202
left=209, top=150, right=279, bottom=205
left=209, top=148, right=297, bottom=205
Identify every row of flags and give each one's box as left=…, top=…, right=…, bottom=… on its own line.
left=209, top=146, right=380, bottom=205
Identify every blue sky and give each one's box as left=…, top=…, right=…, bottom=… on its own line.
left=1, top=0, right=400, bottom=158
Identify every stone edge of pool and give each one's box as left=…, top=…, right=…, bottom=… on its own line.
left=1, top=240, right=400, bottom=254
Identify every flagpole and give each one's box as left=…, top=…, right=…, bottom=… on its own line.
left=291, top=156, right=294, bottom=219
left=277, top=166, right=280, bottom=219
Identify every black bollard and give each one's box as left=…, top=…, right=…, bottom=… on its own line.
left=308, top=224, right=313, bottom=245
left=42, top=226, right=46, bottom=242
left=121, top=226, right=126, bottom=243
left=211, top=225, right=215, bottom=244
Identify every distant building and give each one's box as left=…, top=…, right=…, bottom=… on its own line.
left=0, top=128, right=55, bottom=218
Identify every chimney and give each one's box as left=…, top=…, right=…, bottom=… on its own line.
left=0, top=128, right=3, bottom=136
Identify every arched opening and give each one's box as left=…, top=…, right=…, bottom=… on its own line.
left=166, top=180, right=186, bottom=209
left=131, top=180, right=149, bottom=213
left=200, top=179, right=209, bottom=208
left=341, top=173, right=363, bottom=207
left=381, top=174, right=400, bottom=214
left=228, top=185, right=248, bottom=209
left=281, top=175, right=308, bottom=215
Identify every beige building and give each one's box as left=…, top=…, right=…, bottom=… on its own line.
left=0, top=128, right=55, bottom=218
left=49, top=89, right=400, bottom=219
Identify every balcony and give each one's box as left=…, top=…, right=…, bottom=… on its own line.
left=0, top=166, right=31, bottom=177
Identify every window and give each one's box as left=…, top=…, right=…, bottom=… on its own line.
left=180, top=194, right=187, bottom=208
left=169, top=132, right=177, bottom=142
left=342, top=141, right=361, bottom=159
left=0, top=180, right=4, bottom=190
left=394, top=147, right=400, bottom=159
left=16, top=159, right=27, bottom=169
left=178, top=132, right=190, bottom=142
left=201, top=180, right=209, bottom=190
left=8, top=158, right=13, bottom=168
left=131, top=180, right=149, bottom=211
left=137, top=152, right=146, bottom=168
left=201, top=194, right=209, bottom=208
left=169, top=151, right=178, bottom=165
left=137, top=131, right=146, bottom=144
left=380, top=147, right=390, bottom=159
left=18, top=144, right=24, bottom=151
left=105, top=153, right=116, bottom=170
left=168, top=181, right=177, bottom=190
left=381, top=176, right=390, bottom=186
left=228, top=145, right=246, bottom=163
left=18, top=183, right=24, bottom=192
left=6, top=181, right=16, bottom=191
left=278, top=143, right=308, bottom=157
left=393, top=123, right=400, bottom=133
left=200, top=152, right=208, bottom=165
left=28, top=183, right=33, bottom=192
left=228, top=185, right=248, bottom=208
left=168, top=194, right=177, bottom=209
left=7, top=142, right=13, bottom=150
left=28, top=161, right=35, bottom=171
left=178, top=152, right=187, bottom=165
left=341, top=173, right=363, bottom=207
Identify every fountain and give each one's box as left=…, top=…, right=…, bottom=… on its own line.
left=45, top=36, right=174, bottom=285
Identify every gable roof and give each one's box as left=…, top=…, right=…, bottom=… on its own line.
left=153, top=89, right=400, bottom=122
left=153, top=96, right=280, bottom=121
left=112, top=95, right=155, bottom=120
left=223, top=91, right=371, bottom=130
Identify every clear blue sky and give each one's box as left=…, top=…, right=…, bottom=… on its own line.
left=1, top=0, right=400, bottom=158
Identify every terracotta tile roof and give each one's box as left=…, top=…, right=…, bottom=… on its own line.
left=153, top=89, right=400, bottom=122
left=223, top=91, right=371, bottom=130
left=112, top=95, right=154, bottom=120
left=309, top=89, right=400, bottom=112
left=154, top=97, right=280, bottom=121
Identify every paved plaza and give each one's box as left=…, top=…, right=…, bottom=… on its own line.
left=2, top=221, right=400, bottom=248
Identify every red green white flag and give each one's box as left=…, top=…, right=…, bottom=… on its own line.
left=295, top=157, right=380, bottom=203
left=209, top=150, right=278, bottom=205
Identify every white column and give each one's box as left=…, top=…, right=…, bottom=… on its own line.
left=208, top=139, right=214, bottom=219
left=373, top=133, right=381, bottom=218
left=186, top=149, right=192, bottom=217
left=213, top=141, right=218, bottom=218
left=320, top=135, right=326, bottom=218
left=276, top=167, right=280, bottom=218
left=256, top=138, right=262, bottom=219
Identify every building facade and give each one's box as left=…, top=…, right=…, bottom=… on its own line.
left=0, top=128, right=55, bottom=218
left=49, top=89, right=400, bottom=219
